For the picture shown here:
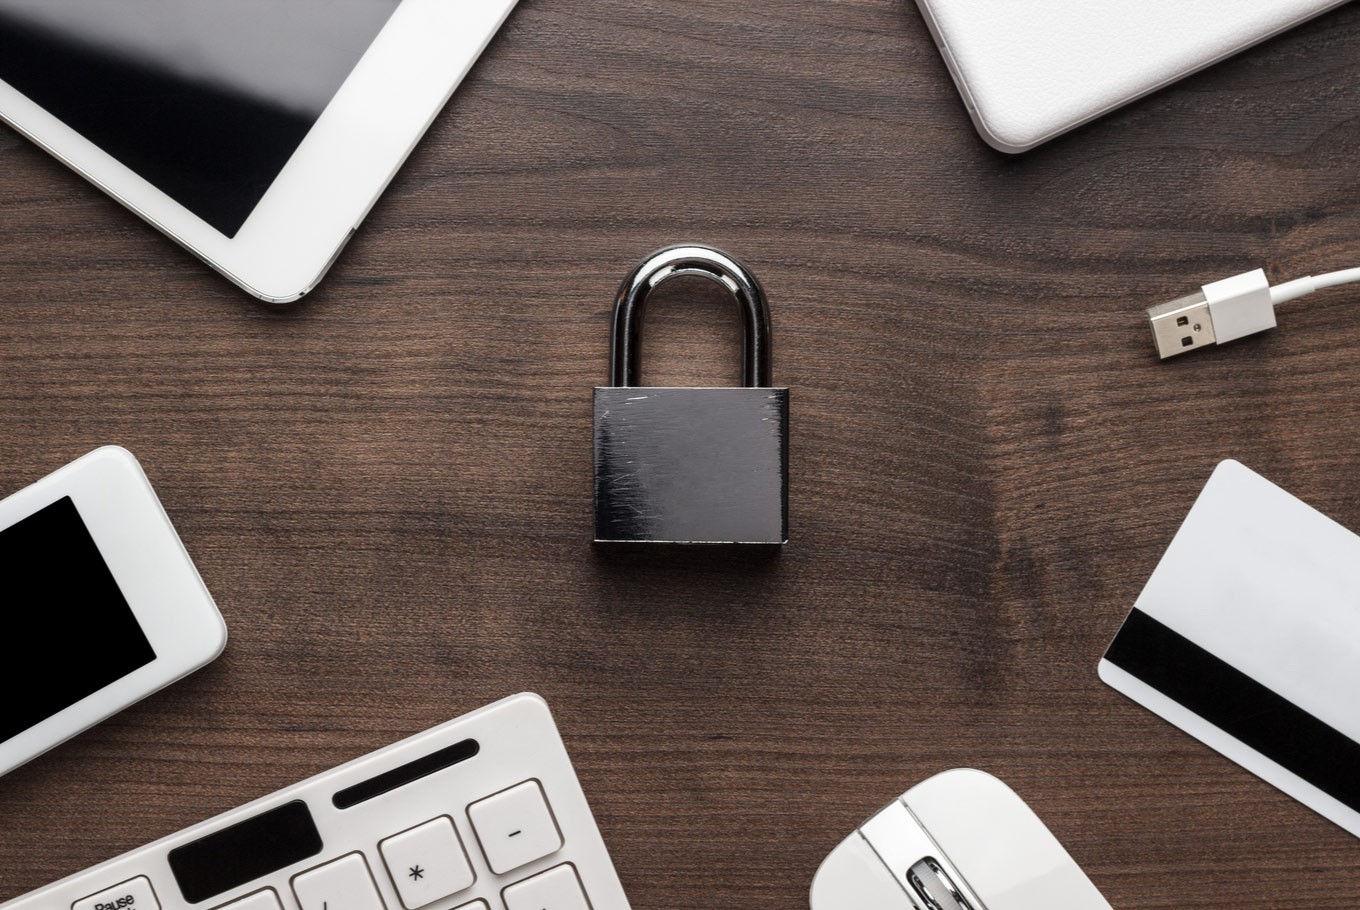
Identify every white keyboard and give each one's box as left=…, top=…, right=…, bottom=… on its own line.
left=0, top=694, right=631, bottom=910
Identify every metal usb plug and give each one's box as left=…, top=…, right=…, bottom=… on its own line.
left=1145, top=269, right=1279, bottom=359
left=1147, top=290, right=1216, bottom=358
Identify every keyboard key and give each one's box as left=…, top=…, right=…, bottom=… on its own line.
left=467, top=780, right=563, bottom=875
left=502, top=865, right=589, bottom=910
left=292, top=854, right=385, bottom=910
left=212, top=891, right=283, bottom=910
left=452, top=904, right=488, bottom=910
left=380, top=817, right=475, bottom=909
left=72, top=876, right=160, bottom=910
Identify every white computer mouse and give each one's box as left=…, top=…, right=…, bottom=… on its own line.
left=809, top=769, right=1113, bottom=910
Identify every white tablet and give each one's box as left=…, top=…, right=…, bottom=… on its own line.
left=0, top=446, right=226, bottom=777
left=0, top=0, right=519, bottom=302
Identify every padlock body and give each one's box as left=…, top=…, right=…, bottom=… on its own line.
left=593, top=386, right=789, bottom=544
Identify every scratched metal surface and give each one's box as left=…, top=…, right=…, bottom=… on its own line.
left=593, top=387, right=789, bottom=544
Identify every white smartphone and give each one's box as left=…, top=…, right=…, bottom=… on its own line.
left=0, top=0, right=518, bottom=302
left=913, top=0, right=1349, bottom=153
left=0, top=446, right=227, bottom=777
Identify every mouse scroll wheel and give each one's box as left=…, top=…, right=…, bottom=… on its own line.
left=907, top=858, right=975, bottom=910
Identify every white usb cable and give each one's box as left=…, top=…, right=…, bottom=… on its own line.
left=1146, top=266, right=1360, bottom=359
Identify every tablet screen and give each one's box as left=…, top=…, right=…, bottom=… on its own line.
left=0, top=496, right=156, bottom=744
left=0, top=1, right=401, bottom=238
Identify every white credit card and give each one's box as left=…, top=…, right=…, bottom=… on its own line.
left=1098, top=459, right=1360, bottom=838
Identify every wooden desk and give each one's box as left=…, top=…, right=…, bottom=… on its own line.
left=3, top=2, right=1359, bottom=907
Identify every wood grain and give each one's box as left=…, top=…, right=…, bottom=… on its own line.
left=3, top=1, right=1360, bottom=907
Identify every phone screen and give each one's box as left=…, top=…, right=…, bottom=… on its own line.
left=0, top=496, right=156, bottom=743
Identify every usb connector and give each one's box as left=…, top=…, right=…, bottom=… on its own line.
left=1146, top=265, right=1360, bottom=360
left=1146, top=269, right=1275, bottom=359
left=1147, top=290, right=1216, bottom=358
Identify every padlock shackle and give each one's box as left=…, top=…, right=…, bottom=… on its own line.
left=610, top=245, right=773, bottom=388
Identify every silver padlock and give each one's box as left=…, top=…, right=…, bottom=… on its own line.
left=593, top=245, right=789, bottom=545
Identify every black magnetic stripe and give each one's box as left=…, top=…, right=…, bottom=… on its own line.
left=1106, top=607, right=1360, bottom=813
